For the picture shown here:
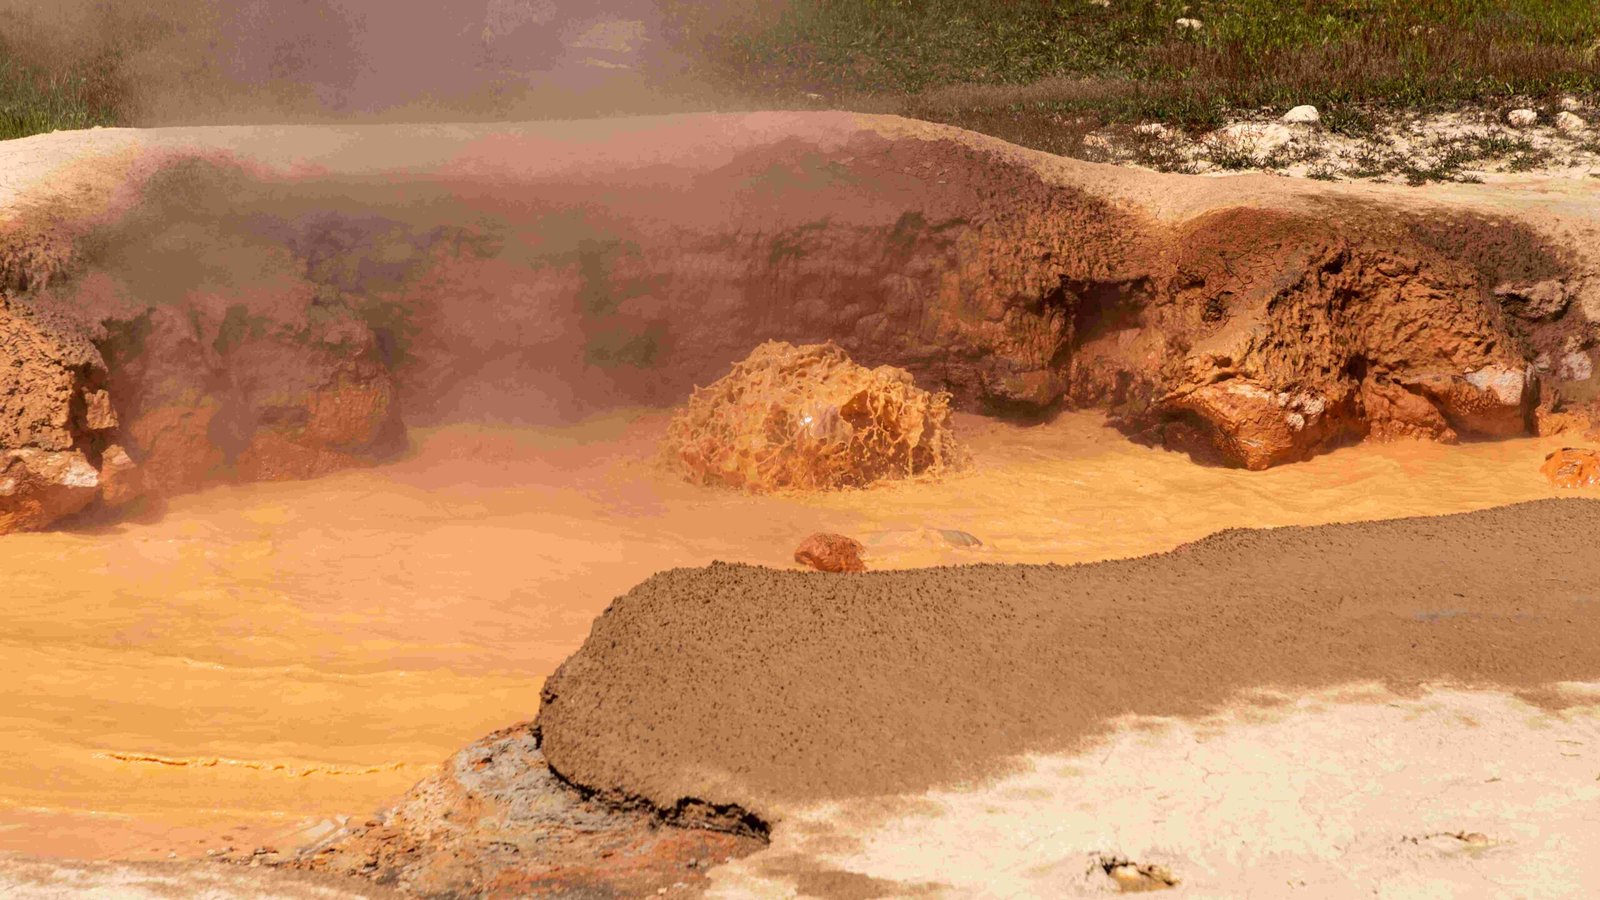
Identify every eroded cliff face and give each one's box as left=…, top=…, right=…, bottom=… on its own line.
left=0, top=115, right=1594, bottom=531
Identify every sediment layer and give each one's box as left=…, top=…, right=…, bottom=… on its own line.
left=536, top=498, right=1600, bottom=825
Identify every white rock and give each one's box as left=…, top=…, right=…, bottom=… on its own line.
left=1555, top=110, right=1586, bottom=134
left=1559, top=96, right=1581, bottom=112
left=1559, top=351, right=1594, bottom=382
left=1088, top=0, right=1110, bottom=6
left=1506, top=108, right=1538, bottom=128
left=1133, top=123, right=1171, bottom=139
left=1175, top=17, right=1202, bottom=30
left=1465, top=364, right=1531, bottom=406
left=1282, top=105, right=1321, bottom=125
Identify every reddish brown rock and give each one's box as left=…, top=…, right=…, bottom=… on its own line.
left=0, top=448, right=100, bottom=532
left=97, top=444, right=145, bottom=508
left=795, top=532, right=868, bottom=573
left=1541, top=448, right=1600, bottom=488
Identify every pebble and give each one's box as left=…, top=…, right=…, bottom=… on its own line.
left=1555, top=110, right=1587, bottom=134
left=1175, top=17, right=1202, bottom=30
left=1507, top=108, right=1538, bottom=128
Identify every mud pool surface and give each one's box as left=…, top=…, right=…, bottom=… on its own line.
left=0, top=410, right=1583, bottom=861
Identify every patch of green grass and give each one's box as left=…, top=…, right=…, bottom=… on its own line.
left=0, top=40, right=124, bottom=140
left=668, top=0, right=1600, bottom=152
left=1505, top=147, right=1556, bottom=171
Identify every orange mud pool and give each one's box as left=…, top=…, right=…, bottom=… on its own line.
left=0, top=410, right=1581, bottom=860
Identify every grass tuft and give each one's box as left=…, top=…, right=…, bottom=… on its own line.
left=665, top=0, right=1600, bottom=153
left=0, top=40, right=123, bottom=139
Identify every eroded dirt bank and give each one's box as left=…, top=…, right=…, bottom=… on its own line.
left=3, top=113, right=1600, bottom=533
left=536, top=498, right=1600, bottom=825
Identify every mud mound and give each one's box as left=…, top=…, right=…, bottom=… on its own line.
left=536, top=499, right=1600, bottom=824
left=664, top=341, right=959, bottom=492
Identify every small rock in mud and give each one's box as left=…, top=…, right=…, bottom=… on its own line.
left=1099, top=857, right=1178, bottom=892
left=1541, top=448, right=1600, bottom=488
left=795, top=532, right=867, bottom=573
left=1507, top=108, right=1538, bottom=128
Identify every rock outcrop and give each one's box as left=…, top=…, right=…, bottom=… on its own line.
left=664, top=341, right=960, bottom=492
left=0, top=113, right=1595, bottom=530
left=290, top=723, right=762, bottom=897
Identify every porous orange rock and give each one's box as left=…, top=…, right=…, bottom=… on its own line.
left=664, top=341, right=960, bottom=492
left=1541, top=448, right=1600, bottom=488
left=794, top=532, right=868, bottom=573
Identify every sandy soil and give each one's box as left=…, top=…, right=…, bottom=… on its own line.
left=537, top=498, right=1600, bottom=816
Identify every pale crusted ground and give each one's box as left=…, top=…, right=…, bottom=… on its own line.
left=0, top=854, right=397, bottom=899
left=709, top=684, right=1600, bottom=899
left=1080, top=101, right=1600, bottom=186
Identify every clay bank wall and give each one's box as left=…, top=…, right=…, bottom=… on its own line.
left=2, top=113, right=1597, bottom=531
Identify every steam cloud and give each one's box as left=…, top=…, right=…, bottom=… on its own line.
left=0, top=0, right=766, bottom=125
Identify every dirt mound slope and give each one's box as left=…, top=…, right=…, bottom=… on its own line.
left=1, top=113, right=1598, bottom=531
left=291, top=723, right=762, bottom=898
left=536, top=498, right=1600, bottom=825
left=663, top=340, right=959, bottom=491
